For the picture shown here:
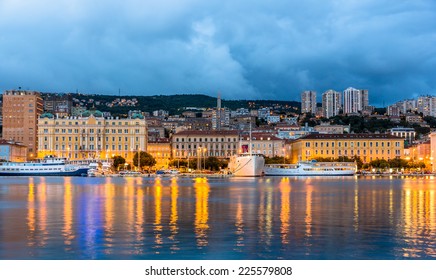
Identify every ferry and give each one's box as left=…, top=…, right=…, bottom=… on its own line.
left=0, top=155, right=89, bottom=176
left=228, top=153, right=265, bottom=177
left=263, top=160, right=356, bottom=176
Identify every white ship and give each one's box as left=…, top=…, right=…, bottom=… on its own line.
left=0, top=156, right=89, bottom=176
left=263, top=160, right=356, bottom=176
left=228, top=153, right=265, bottom=177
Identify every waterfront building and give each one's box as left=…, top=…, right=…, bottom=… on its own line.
left=2, top=90, right=43, bottom=159
left=343, top=87, right=369, bottom=114
left=388, top=127, right=416, bottom=147
left=301, top=91, right=317, bottom=114
left=172, top=130, right=239, bottom=159
left=0, top=139, right=27, bottom=162
left=37, top=111, right=147, bottom=163
left=147, top=138, right=171, bottom=170
left=322, top=90, right=341, bottom=118
left=239, top=132, right=285, bottom=157
left=289, top=133, right=404, bottom=164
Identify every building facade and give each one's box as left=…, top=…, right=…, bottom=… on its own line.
left=37, top=112, right=147, bottom=163
left=239, top=133, right=285, bottom=157
left=343, top=87, right=369, bottom=114
left=2, top=90, right=43, bottom=159
left=388, top=127, right=416, bottom=147
left=43, top=94, right=73, bottom=117
left=290, top=134, right=404, bottom=164
left=147, top=138, right=171, bottom=170
left=301, top=90, right=317, bottom=114
left=322, top=89, right=341, bottom=118
left=172, top=130, right=239, bottom=159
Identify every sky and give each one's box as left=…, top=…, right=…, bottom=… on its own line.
left=0, top=0, right=435, bottom=105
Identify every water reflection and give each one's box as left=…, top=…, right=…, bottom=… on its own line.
left=194, top=177, right=209, bottom=248
left=401, top=179, right=436, bottom=258
left=4, top=176, right=436, bottom=259
left=169, top=177, right=179, bottom=253
left=279, top=178, right=291, bottom=245
left=63, top=178, right=74, bottom=247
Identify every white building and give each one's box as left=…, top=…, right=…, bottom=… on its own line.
left=301, top=91, right=317, bottom=114
left=388, top=127, right=415, bottom=146
left=343, top=87, right=368, bottom=114
left=322, top=90, right=342, bottom=118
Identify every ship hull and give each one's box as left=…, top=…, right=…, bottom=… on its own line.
left=229, top=154, right=265, bottom=177
left=0, top=168, right=89, bottom=177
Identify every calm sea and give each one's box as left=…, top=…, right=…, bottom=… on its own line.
left=0, top=176, right=435, bottom=260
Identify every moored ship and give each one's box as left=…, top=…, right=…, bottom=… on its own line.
left=228, top=152, right=265, bottom=177
left=0, top=155, right=89, bottom=176
left=263, top=160, right=356, bottom=176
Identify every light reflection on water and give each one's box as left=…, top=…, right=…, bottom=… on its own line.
left=0, top=176, right=436, bottom=259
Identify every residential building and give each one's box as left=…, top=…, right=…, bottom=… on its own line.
left=343, top=87, right=369, bottom=114
left=266, top=115, right=281, bottom=124
left=37, top=111, right=147, bottom=163
left=290, top=133, right=404, bottom=164
left=257, top=108, right=271, bottom=120
left=172, top=130, right=239, bottom=159
left=0, top=139, right=27, bottom=162
left=2, top=90, right=43, bottom=159
left=322, top=90, right=341, bottom=118
left=301, top=90, right=317, bottom=114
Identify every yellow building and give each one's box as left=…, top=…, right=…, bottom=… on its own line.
left=290, top=134, right=404, bottom=163
left=37, top=111, right=147, bottom=163
left=172, top=130, right=239, bottom=159
left=147, top=138, right=171, bottom=169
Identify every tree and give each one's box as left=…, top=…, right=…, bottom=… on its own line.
left=133, top=151, right=156, bottom=170
left=204, top=156, right=223, bottom=171
left=112, top=155, right=126, bottom=170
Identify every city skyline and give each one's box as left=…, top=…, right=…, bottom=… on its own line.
left=1, top=1, right=435, bottom=105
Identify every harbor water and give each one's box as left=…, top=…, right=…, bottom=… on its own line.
left=0, top=176, right=435, bottom=259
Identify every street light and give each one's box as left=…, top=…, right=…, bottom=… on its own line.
left=203, top=148, right=207, bottom=170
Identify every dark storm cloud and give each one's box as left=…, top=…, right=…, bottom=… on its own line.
left=0, top=0, right=435, bottom=105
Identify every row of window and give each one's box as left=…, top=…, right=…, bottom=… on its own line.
left=176, top=137, right=237, bottom=142
left=45, top=144, right=141, bottom=151
left=307, top=149, right=402, bottom=156
left=44, top=128, right=142, bottom=134
left=46, top=136, right=141, bottom=142
left=175, top=144, right=237, bottom=150
left=48, top=121, right=142, bottom=126
left=305, top=141, right=402, bottom=148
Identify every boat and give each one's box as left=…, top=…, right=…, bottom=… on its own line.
left=228, top=153, right=265, bottom=177
left=0, top=155, right=89, bottom=176
left=263, top=160, right=357, bottom=176
left=118, top=170, right=142, bottom=177
left=156, top=169, right=180, bottom=176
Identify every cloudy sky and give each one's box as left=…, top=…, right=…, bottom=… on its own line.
left=0, top=0, right=435, bottom=105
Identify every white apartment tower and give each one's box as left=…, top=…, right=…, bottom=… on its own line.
left=343, top=87, right=369, bottom=114
left=301, top=91, right=317, bottom=114
left=322, top=90, right=342, bottom=118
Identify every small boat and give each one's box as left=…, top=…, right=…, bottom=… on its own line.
left=118, top=170, right=142, bottom=177
left=156, top=169, right=180, bottom=176
left=0, top=155, right=89, bottom=176
left=263, top=160, right=356, bottom=176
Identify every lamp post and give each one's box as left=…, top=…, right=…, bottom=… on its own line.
left=203, top=148, right=207, bottom=170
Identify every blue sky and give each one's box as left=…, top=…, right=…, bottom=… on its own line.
left=1, top=0, right=435, bottom=105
